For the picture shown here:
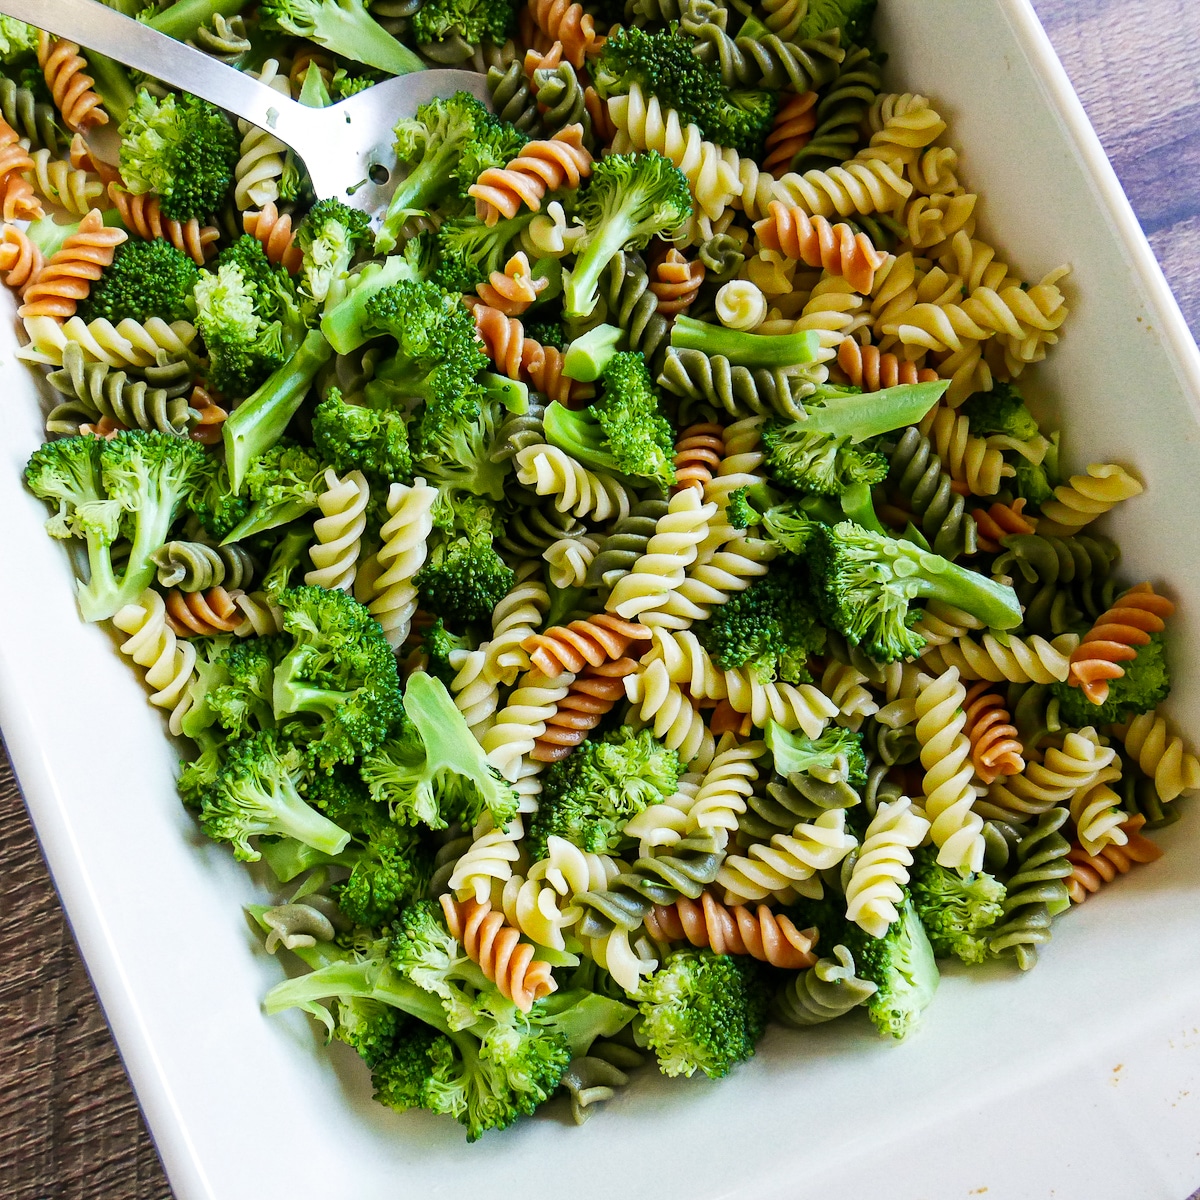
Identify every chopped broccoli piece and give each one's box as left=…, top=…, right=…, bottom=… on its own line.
left=80, top=237, right=199, bottom=326
left=312, top=387, right=412, bottom=487
left=260, top=0, right=426, bottom=74
left=962, top=381, right=1041, bottom=442
left=0, top=16, right=37, bottom=64
left=188, top=457, right=252, bottom=542
left=669, top=313, right=819, bottom=370
left=413, top=496, right=514, bottom=624
left=696, top=570, right=825, bottom=683
left=1052, top=631, right=1171, bottom=726
left=635, top=949, right=769, bottom=1079
left=410, top=0, right=518, bottom=48
left=413, top=401, right=508, bottom=503
left=209, top=635, right=283, bottom=739
left=797, top=0, right=877, bottom=42
left=527, top=725, right=681, bottom=859
left=295, top=198, right=373, bottom=305
left=910, top=847, right=1006, bottom=964
left=361, top=671, right=518, bottom=831
left=564, top=152, right=692, bottom=319
left=222, top=440, right=328, bottom=543
left=808, top=520, right=1023, bottom=663
left=764, top=721, right=867, bottom=787
left=432, top=211, right=539, bottom=293
left=118, top=90, right=239, bottom=220
left=422, top=618, right=470, bottom=689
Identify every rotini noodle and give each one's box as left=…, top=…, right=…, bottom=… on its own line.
left=515, top=443, right=631, bottom=522
left=1065, top=814, right=1163, bottom=905
left=112, top=588, right=197, bottom=736
left=1067, top=582, right=1173, bottom=704
left=304, top=468, right=369, bottom=591
left=469, top=125, right=592, bottom=224
left=19, top=209, right=127, bottom=319
left=38, top=32, right=107, bottom=133
left=645, top=892, right=818, bottom=968
left=844, top=797, right=930, bottom=937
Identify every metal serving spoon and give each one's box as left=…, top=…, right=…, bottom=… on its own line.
left=0, top=0, right=492, bottom=224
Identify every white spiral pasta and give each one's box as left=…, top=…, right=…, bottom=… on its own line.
left=305, top=468, right=369, bottom=591
left=112, top=588, right=198, bottom=737
left=640, top=627, right=727, bottom=697
left=1037, top=463, right=1145, bottom=536
left=716, top=810, right=858, bottom=905
left=606, top=485, right=716, bottom=621
left=1069, top=771, right=1129, bottom=858
left=18, top=315, right=197, bottom=368
left=715, top=279, right=768, bottom=330
left=921, top=631, right=1078, bottom=685
left=518, top=199, right=584, bottom=259
left=580, top=927, right=657, bottom=993
left=357, top=478, right=435, bottom=647
left=914, top=666, right=985, bottom=874
left=543, top=534, right=600, bottom=590
left=844, top=797, right=931, bottom=938
left=483, top=669, right=574, bottom=781
left=448, top=814, right=525, bottom=903
left=232, top=590, right=284, bottom=637
left=983, top=727, right=1118, bottom=821
left=770, top=156, right=912, bottom=221
left=623, top=795, right=693, bottom=858
left=234, top=59, right=292, bottom=210
left=448, top=648, right=500, bottom=741
left=483, top=570, right=550, bottom=685
left=1114, top=711, right=1200, bottom=804
left=743, top=249, right=796, bottom=298
left=608, top=84, right=741, bottom=221
left=686, top=737, right=765, bottom=837
left=624, top=658, right=714, bottom=769
left=912, top=600, right=986, bottom=647
left=654, top=534, right=776, bottom=627
left=820, top=660, right=879, bottom=730
left=719, top=668, right=839, bottom=738
left=515, top=443, right=631, bottom=523
left=27, top=147, right=103, bottom=216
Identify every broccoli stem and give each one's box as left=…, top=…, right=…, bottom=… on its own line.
left=670, top=315, right=819, bottom=368
left=260, top=837, right=360, bottom=882
left=896, top=539, right=1023, bottom=629
left=802, top=381, right=948, bottom=441
left=84, top=52, right=138, bottom=126
left=148, top=0, right=247, bottom=40
left=223, top=331, right=334, bottom=493
left=563, top=323, right=624, bottom=382
left=220, top=498, right=314, bottom=545
left=266, top=784, right=355, bottom=855
left=481, top=371, right=529, bottom=414
left=321, top=255, right=422, bottom=354
left=376, top=152, right=459, bottom=255
left=308, top=4, right=426, bottom=76
left=564, top=215, right=645, bottom=320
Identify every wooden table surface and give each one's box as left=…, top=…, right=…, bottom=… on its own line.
left=4, top=2, right=1200, bottom=1197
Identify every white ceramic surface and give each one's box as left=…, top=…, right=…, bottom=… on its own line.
left=4, top=2, right=1200, bottom=1197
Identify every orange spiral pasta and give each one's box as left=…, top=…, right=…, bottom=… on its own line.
left=1067, top=582, right=1175, bottom=705
left=710, top=698, right=753, bottom=738
left=1065, top=814, right=1163, bottom=904
left=0, top=119, right=41, bottom=223
left=163, top=586, right=244, bottom=637
left=762, top=91, right=818, bottom=176
left=754, top=200, right=889, bottom=294
left=18, top=209, right=127, bottom=320
left=645, top=892, right=820, bottom=969
left=108, top=182, right=219, bottom=266
left=77, top=415, right=125, bottom=439
left=837, top=338, right=939, bottom=391
left=971, top=498, right=1038, bottom=553
left=649, top=248, right=706, bottom=315
left=584, top=84, right=616, bottom=145
left=533, top=657, right=640, bottom=762
left=439, top=894, right=557, bottom=1012
left=523, top=612, right=651, bottom=676
left=962, top=682, right=1024, bottom=784
left=467, top=299, right=592, bottom=405
left=474, top=250, right=548, bottom=315
left=0, top=223, right=43, bottom=292
left=38, top=32, right=108, bottom=132
left=523, top=40, right=565, bottom=81
left=525, top=0, right=603, bottom=67
left=469, top=125, right=593, bottom=225
left=188, top=384, right=228, bottom=446
left=672, top=422, right=725, bottom=493
left=243, top=201, right=303, bottom=273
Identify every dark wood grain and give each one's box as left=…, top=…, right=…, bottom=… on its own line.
left=4, top=3, right=1200, bottom=1198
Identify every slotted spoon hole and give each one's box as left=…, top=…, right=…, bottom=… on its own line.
left=368, top=163, right=390, bottom=185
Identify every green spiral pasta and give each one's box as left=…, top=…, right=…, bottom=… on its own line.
left=988, top=807, right=1072, bottom=971
left=318, top=345, right=386, bottom=405
left=46, top=343, right=194, bottom=436
left=981, top=817, right=1025, bottom=873
left=575, top=828, right=728, bottom=937
left=790, top=45, right=883, bottom=171
left=601, top=250, right=672, bottom=376
left=736, top=770, right=861, bottom=845
left=683, top=4, right=846, bottom=92
left=697, top=233, right=746, bottom=283
left=885, top=425, right=979, bottom=559
left=586, top=498, right=670, bottom=593
left=491, top=397, right=548, bottom=464
left=658, top=347, right=812, bottom=420
left=487, top=61, right=542, bottom=135
left=189, top=13, right=252, bottom=63
left=0, top=70, right=64, bottom=155
left=152, top=541, right=256, bottom=592
left=860, top=715, right=919, bottom=770
left=560, top=1038, right=645, bottom=1123
left=499, top=498, right=585, bottom=557
left=533, top=64, right=592, bottom=144
left=774, top=944, right=878, bottom=1026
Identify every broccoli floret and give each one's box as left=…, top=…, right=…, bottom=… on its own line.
left=1051, top=631, right=1171, bottom=726
left=223, top=440, right=328, bottom=543
left=841, top=893, right=939, bottom=1040
left=361, top=671, right=518, bottom=831
left=79, top=237, right=199, bottom=326
left=764, top=721, right=867, bottom=788
left=797, top=0, right=877, bottom=42
left=422, top=618, right=470, bottom=689
left=696, top=571, right=825, bottom=683
left=0, top=16, right=37, bottom=64
left=635, top=949, right=769, bottom=1079
left=332, top=995, right=405, bottom=1067
left=319, top=247, right=431, bottom=354
left=410, top=0, right=518, bottom=48
left=593, top=27, right=776, bottom=156
left=199, top=729, right=352, bottom=861
left=222, top=331, right=334, bottom=492
left=910, top=847, right=1006, bottom=965
left=524, top=318, right=566, bottom=350
left=432, top=211, right=539, bottom=293
left=188, top=457, right=252, bottom=542
left=527, top=726, right=681, bottom=859
left=1014, top=453, right=1055, bottom=507
left=564, top=152, right=692, bottom=319
left=761, top=381, right=947, bottom=496
left=295, top=198, right=373, bottom=305
left=260, top=0, right=425, bottom=74
left=25, top=431, right=208, bottom=623
left=542, top=352, right=676, bottom=490
left=808, top=520, right=1023, bottom=663
left=312, top=387, right=412, bottom=487
left=378, top=92, right=526, bottom=253
left=414, top=507, right=515, bottom=625
left=209, top=635, right=283, bottom=738
left=118, top=90, right=238, bottom=220
left=962, top=381, right=1041, bottom=442
left=413, top=401, right=508, bottom=502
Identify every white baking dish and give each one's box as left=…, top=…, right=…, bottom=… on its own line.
left=4, top=1, right=1200, bottom=1196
